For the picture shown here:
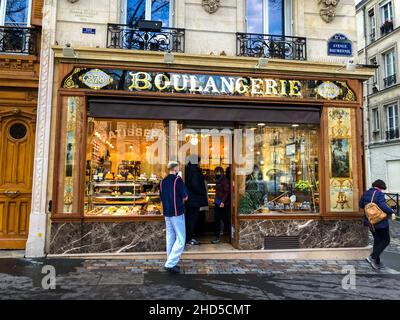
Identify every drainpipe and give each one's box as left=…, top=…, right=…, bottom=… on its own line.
left=363, top=4, right=372, bottom=190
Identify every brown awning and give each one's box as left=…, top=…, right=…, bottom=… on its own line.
left=88, top=98, right=321, bottom=124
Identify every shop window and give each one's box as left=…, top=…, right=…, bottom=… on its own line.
left=246, top=0, right=292, bottom=35
left=123, top=0, right=171, bottom=27
left=237, top=124, right=319, bottom=215
left=84, top=119, right=170, bottom=217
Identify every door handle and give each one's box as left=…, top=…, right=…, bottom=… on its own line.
left=1, top=190, right=20, bottom=198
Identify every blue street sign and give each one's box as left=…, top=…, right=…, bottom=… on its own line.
left=82, top=28, right=96, bottom=35
left=327, top=33, right=353, bottom=57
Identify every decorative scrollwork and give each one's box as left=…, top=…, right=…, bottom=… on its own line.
left=236, top=32, right=307, bottom=61
left=319, top=0, right=340, bottom=23
left=63, top=68, right=81, bottom=89
left=107, top=24, right=185, bottom=53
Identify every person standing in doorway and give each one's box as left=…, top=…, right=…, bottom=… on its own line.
left=184, top=156, right=208, bottom=246
left=160, top=161, right=188, bottom=274
left=212, top=167, right=230, bottom=244
left=359, top=179, right=394, bottom=270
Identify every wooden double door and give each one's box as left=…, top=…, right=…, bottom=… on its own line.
left=0, top=109, right=35, bottom=249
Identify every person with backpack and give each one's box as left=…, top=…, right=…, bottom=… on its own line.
left=160, top=161, right=188, bottom=274
left=359, top=179, right=394, bottom=270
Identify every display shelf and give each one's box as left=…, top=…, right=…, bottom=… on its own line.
left=92, top=195, right=145, bottom=199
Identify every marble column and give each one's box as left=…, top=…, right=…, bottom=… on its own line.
left=26, top=0, right=58, bottom=258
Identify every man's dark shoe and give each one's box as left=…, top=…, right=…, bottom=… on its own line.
left=187, top=239, right=200, bottom=245
left=211, top=237, right=220, bottom=244
left=366, top=256, right=379, bottom=270
left=165, top=266, right=180, bottom=274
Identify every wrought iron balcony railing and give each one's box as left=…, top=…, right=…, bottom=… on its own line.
left=0, top=26, right=37, bottom=55
left=236, top=32, right=307, bottom=61
left=386, top=128, right=399, bottom=140
left=384, top=74, right=396, bottom=87
left=107, top=23, right=185, bottom=53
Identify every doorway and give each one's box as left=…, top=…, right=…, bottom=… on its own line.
left=0, top=111, right=35, bottom=249
left=179, top=121, right=234, bottom=248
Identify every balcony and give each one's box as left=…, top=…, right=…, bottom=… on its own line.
left=383, top=74, right=396, bottom=88
left=0, top=26, right=37, bottom=55
left=380, top=20, right=393, bottom=36
left=107, top=23, right=185, bottom=53
left=236, top=32, right=307, bottom=61
left=386, top=128, right=399, bottom=140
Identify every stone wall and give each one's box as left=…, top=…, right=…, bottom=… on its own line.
left=49, top=221, right=166, bottom=254
left=54, top=0, right=358, bottom=62
left=239, top=219, right=369, bottom=250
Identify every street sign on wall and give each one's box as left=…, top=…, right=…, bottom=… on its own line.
left=327, top=33, right=353, bottom=57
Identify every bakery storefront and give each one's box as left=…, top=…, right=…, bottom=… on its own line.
left=48, top=57, right=370, bottom=254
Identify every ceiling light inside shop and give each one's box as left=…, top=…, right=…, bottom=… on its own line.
left=292, top=124, right=299, bottom=127
left=257, top=123, right=266, bottom=126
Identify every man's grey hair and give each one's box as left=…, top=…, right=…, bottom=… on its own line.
left=167, top=161, right=179, bottom=170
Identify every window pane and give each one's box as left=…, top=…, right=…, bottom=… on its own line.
left=268, top=0, right=284, bottom=35
left=5, top=0, right=29, bottom=26
left=246, top=0, right=263, bottom=33
left=151, top=0, right=170, bottom=27
left=238, top=124, right=319, bottom=214
left=126, top=0, right=146, bottom=26
left=85, top=119, right=168, bottom=217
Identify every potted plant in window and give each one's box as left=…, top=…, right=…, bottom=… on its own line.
left=294, top=180, right=312, bottom=203
left=380, top=20, right=393, bottom=35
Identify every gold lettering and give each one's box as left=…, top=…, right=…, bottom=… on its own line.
left=129, top=72, right=152, bottom=90
left=154, top=73, right=170, bottom=91
left=203, top=76, right=220, bottom=94
left=265, top=79, right=278, bottom=95
left=235, top=78, right=248, bottom=94
left=250, top=78, right=263, bottom=95
left=289, top=80, right=302, bottom=97
left=280, top=80, right=288, bottom=96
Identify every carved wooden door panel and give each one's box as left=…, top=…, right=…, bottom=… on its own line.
left=0, top=110, right=35, bottom=249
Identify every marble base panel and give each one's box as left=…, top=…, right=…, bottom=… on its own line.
left=238, top=219, right=369, bottom=250
left=49, top=221, right=166, bottom=254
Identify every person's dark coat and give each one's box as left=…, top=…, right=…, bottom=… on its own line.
left=184, top=163, right=208, bottom=208
left=359, top=187, right=393, bottom=229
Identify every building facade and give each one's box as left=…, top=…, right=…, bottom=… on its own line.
left=0, top=0, right=43, bottom=249
left=26, top=0, right=373, bottom=257
left=357, top=0, right=400, bottom=193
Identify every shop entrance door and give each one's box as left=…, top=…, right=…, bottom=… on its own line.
left=179, top=122, right=234, bottom=247
left=0, top=111, right=35, bottom=249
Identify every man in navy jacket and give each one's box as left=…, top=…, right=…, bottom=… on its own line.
left=359, top=179, right=394, bottom=269
left=160, top=161, right=188, bottom=274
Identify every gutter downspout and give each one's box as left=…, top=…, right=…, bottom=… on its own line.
left=363, top=5, right=372, bottom=190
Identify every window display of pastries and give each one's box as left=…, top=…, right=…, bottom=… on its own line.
left=127, top=173, right=135, bottom=180
left=149, top=174, right=158, bottom=182
left=137, top=174, right=147, bottom=181
left=115, top=174, right=124, bottom=181
left=105, top=172, right=114, bottom=180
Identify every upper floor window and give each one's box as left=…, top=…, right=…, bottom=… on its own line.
left=386, top=103, right=399, bottom=140
left=368, top=8, right=376, bottom=42
left=380, top=0, right=393, bottom=35
left=0, top=0, right=30, bottom=26
left=372, top=108, right=380, bottom=132
left=383, top=49, right=396, bottom=87
left=246, top=0, right=291, bottom=35
left=123, top=0, right=172, bottom=28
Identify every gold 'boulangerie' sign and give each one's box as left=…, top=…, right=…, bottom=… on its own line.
left=62, top=67, right=356, bottom=101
